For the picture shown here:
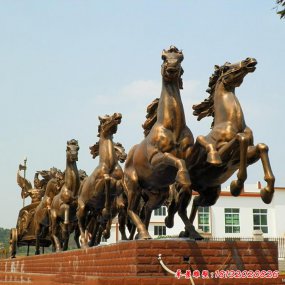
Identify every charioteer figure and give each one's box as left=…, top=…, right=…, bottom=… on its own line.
left=16, top=165, right=45, bottom=237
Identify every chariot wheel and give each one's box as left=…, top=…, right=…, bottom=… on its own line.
left=9, top=228, right=17, bottom=258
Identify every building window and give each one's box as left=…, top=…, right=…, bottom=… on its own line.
left=253, top=209, right=268, bottom=233
left=225, top=208, right=240, bottom=233
left=198, top=207, right=210, bottom=232
left=154, top=225, right=166, bottom=236
left=154, top=206, right=167, bottom=216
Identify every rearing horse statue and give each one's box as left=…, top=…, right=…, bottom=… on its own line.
left=123, top=46, right=194, bottom=240
left=77, top=113, right=125, bottom=248
left=166, top=57, right=275, bottom=239
left=50, top=139, right=80, bottom=251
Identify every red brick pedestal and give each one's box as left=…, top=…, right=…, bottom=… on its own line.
left=0, top=239, right=283, bottom=284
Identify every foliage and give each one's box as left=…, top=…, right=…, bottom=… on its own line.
left=276, top=0, right=285, bottom=19
left=0, top=228, right=9, bottom=244
left=155, top=235, right=179, bottom=239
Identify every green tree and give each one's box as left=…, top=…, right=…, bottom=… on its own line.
left=276, top=0, right=285, bottom=18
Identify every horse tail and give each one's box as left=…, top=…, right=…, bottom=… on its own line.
left=142, top=98, right=159, bottom=137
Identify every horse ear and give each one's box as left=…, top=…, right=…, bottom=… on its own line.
left=214, top=65, right=220, bottom=71
left=161, top=50, right=167, bottom=60
left=98, top=116, right=103, bottom=121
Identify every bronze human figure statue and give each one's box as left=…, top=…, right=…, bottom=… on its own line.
left=123, top=46, right=194, bottom=240
left=50, top=139, right=80, bottom=252
left=77, top=113, right=125, bottom=248
left=16, top=169, right=45, bottom=238
left=166, top=58, right=275, bottom=238
left=17, top=170, right=44, bottom=205
left=34, top=168, right=64, bottom=255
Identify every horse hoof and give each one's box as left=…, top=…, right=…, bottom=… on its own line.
left=80, top=237, right=89, bottom=249
left=190, top=231, right=204, bottom=240
left=138, top=231, right=152, bottom=240
left=176, top=170, right=191, bottom=187
left=103, top=230, right=110, bottom=239
left=165, top=216, right=174, bottom=228
left=230, top=180, right=244, bottom=196
left=261, top=187, right=274, bottom=204
left=207, top=151, right=222, bottom=165
left=179, top=231, right=187, bottom=238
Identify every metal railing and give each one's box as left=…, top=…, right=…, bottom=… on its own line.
left=202, top=236, right=285, bottom=259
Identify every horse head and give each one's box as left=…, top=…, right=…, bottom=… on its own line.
left=193, top=57, right=258, bottom=123
left=215, top=57, right=257, bottom=89
left=98, top=113, right=122, bottom=138
left=161, top=45, right=184, bottom=88
left=114, top=142, right=127, bottom=163
left=66, top=139, right=79, bottom=162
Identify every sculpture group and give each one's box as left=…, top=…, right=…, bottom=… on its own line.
left=10, top=46, right=275, bottom=257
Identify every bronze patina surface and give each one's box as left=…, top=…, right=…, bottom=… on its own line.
left=77, top=113, right=126, bottom=248
left=50, top=139, right=80, bottom=252
left=166, top=58, right=275, bottom=239
left=123, top=46, right=194, bottom=240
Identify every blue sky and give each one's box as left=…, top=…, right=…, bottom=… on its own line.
left=0, top=1, right=284, bottom=228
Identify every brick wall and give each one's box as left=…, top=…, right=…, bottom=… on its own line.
left=0, top=240, right=283, bottom=285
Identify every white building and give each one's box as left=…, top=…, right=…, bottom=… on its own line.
left=105, top=183, right=285, bottom=244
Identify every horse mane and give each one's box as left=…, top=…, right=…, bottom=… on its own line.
left=89, top=142, right=100, bottom=159
left=192, top=63, right=229, bottom=128
left=89, top=141, right=127, bottom=163
left=142, top=98, right=159, bottom=137
left=114, top=142, right=127, bottom=163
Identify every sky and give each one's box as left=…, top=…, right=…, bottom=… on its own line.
left=0, top=1, right=284, bottom=229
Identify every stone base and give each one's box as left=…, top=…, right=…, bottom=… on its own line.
left=0, top=239, right=283, bottom=284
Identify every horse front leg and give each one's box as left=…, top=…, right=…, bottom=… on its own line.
left=62, top=204, right=70, bottom=250
left=89, top=216, right=100, bottom=246
left=34, top=222, right=41, bottom=255
left=165, top=184, right=179, bottom=228
left=247, top=144, right=275, bottom=204
left=196, top=135, right=222, bottom=165
left=102, top=174, right=111, bottom=221
left=50, top=210, right=61, bottom=252
left=116, top=194, right=128, bottom=240
left=76, top=199, right=88, bottom=248
left=230, top=133, right=249, bottom=196
left=124, top=169, right=151, bottom=240
left=176, top=186, right=203, bottom=240
left=188, top=186, right=221, bottom=238
left=150, top=152, right=191, bottom=187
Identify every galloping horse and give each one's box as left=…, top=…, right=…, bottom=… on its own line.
left=50, top=139, right=80, bottom=251
left=166, top=57, right=275, bottom=238
left=34, top=168, right=64, bottom=254
left=77, top=113, right=125, bottom=248
left=123, top=46, right=194, bottom=240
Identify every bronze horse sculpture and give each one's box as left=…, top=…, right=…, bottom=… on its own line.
left=85, top=141, right=129, bottom=246
left=34, top=168, right=64, bottom=254
left=123, top=46, right=195, bottom=240
left=77, top=113, right=126, bottom=248
left=50, top=139, right=80, bottom=251
left=166, top=57, right=275, bottom=238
